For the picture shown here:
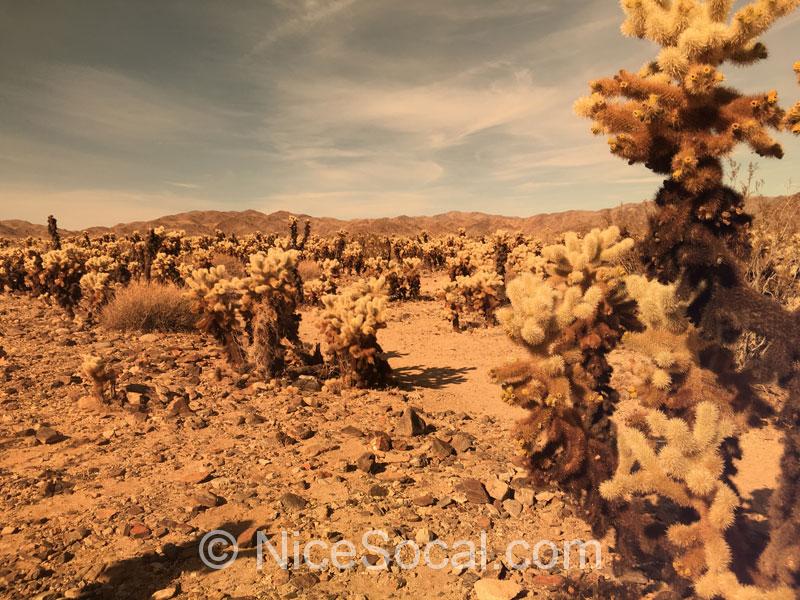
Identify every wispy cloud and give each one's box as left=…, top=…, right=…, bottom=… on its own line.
left=1, top=0, right=798, bottom=227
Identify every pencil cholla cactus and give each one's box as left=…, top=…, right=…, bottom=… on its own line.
left=81, top=354, right=117, bottom=403
left=319, top=277, right=391, bottom=388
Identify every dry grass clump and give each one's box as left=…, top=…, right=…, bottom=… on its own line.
left=297, top=259, right=322, bottom=281
left=101, top=281, right=195, bottom=332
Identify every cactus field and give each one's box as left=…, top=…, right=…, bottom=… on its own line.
left=2, top=1, right=800, bottom=599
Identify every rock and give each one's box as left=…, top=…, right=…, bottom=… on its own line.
left=516, top=487, right=535, bottom=507
left=535, top=491, right=556, bottom=504
left=125, top=391, right=148, bottom=408
left=368, top=484, right=389, bottom=498
left=415, top=528, right=435, bottom=544
left=502, top=499, right=523, bottom=518
left=179, top=468, right=213, bottom=484
left=280, top=493, right=308, bottom=511
left=190, top=491, right=224, bottom=510
left=139, top=334, right=159, bottom=343
left=530, top=574, right=565, bottom=588
left=127, top=523, right=151, bottom=539
left=398, top=407, right=426, bottom=436
left=356, top=453, right=377, bottom=474
left=236, top=526, right=261, bottom=549
left=412, top=493, right=436, bottom=507
left=450, top=432, right=474, bottom=453
left=341, top=425, right=364, bottom=437
left=77, top=395, right=106, bottom=412
left=125, top=383, right=151, bottom=394
left=245, top=412, right=266, bottom=425
left=151, top=586, right=178, bottom=600
left=167, top=397, right=193, bottom=417
left=430, top=437, right=455, bottom=459
left=484, top=478, right=511, bottom=501
left=292, top=572, right=320, bottom=589
left=475, top=515, right=493, bottom=530
left=296, top=375, right=321, bottom=393
left=369, top=432, right=392, bottom=452
left=456, top=479, right=490, bottom=504
left=35, top=426, right=64, bottom=445
left=291, top=425, right=315, bottom=440
left=473, top=578, right=523, bottom=600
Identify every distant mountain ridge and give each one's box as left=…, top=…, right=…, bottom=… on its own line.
left=2, top=194, right=797, bottom=240
left=1, top=203, right=653, bottom=241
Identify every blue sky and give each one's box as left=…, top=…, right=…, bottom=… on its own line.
left=1, top=0, right=799, bottom=229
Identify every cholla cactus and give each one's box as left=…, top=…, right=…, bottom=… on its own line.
left=79, top=271, right=116, bottom=324
left=319, top=277, right=391, bottom=388
left=304, top=259, right=340, bottom=305
left=599, top=402, right=791, bottom=599
left=185, top=265, right=248, bottom=366
left=47, top=215, right=60, bottom=250
left=577, top=2, right=800, bottom=591
left=244, top=249, right=306, bottom=377
left=184, top=248, right=308, bottom=375
left=378, top=258, right=422, bottom=301
left=27, top=246, right=88, bottom=314
left=0, top=247, right=28, bottom=291
left=492, top=226, right=640, bottom=528
left=443, top=269, right=504, bottom=330
left=81, top=354, right=117, bottom=403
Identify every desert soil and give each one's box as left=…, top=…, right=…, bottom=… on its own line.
left=0, top=276, right=782, bottom=600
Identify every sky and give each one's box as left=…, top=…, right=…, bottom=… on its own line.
left=1, top=0, right=799, bottom=230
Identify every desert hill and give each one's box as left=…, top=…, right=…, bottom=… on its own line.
left=1, top=204, right=653, bottom=240
left=2, top=194, right=797, bottom=240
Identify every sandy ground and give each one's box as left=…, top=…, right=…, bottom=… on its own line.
left=0, top=276, right=783, bottom=600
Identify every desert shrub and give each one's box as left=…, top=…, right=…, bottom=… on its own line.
left=319, top=277, right=391, bottom=388
left=101, top=281, right=195, bottom=332
left=210, top=251, right=246, bottom=277
left=736, top=196, right=800, bottom=364
left=297, top=258, right=322, bottom=282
